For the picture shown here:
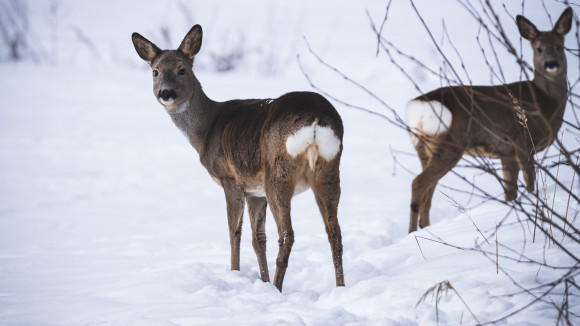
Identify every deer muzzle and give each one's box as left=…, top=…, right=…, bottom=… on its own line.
left=158, top=89, right=177, bottom=103
left=544, top=60, right=559, bottom=73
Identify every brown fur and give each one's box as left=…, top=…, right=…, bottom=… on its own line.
left=407, top=8, right=573, bottom=233
left=132, top=25, right=345, bottom=291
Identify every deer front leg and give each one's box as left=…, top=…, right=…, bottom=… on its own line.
left=222, top=179, right=245, bottom=272
left=515, top=143, right=536, bottom=194
left=501, top=157, right=519, bottom=201
left=247, top=196, right=270, bottom=283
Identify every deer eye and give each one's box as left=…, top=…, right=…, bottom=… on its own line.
left=153, top=70, right=159, bottom=77
left=556, top=45, right=562, bottom=51
left=178, top=69, right=186, bottom=76
left=536, top=47, right=543, bottom=53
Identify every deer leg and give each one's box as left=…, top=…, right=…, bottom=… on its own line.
left=418, top=185, right=436, bottom=229
left=501, top=157, right=519, bottom=201
left=312, top=161, right=344, bottom=287
left=222, top=179, right=245, bottom=271
left=415, top=141, right=434, bottom=230
left=246, top=196, right=270, bottom=283
left=265, top=165, right=295, bottom=292
left=515, top=146, right=536, bottom=193
left=270, top=200, right=294, bottom=292
left=409, top=142, right=463, bottom=233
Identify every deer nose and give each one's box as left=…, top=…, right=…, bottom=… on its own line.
left=158, top=89, right=177, bottom=101
left=544, top=61, right=559, bottom=72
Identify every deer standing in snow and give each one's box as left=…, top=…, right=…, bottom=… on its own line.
left=132, top=25, right=344, bottom=291
left=405, top=8, right=573, bottom=233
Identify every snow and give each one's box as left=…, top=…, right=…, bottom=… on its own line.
left=1, top=0, right=578, bottom=325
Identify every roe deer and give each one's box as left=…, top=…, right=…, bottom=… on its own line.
left=405, top=8, right=573, bottom=233
left=132, top=25, right=344, bottom=291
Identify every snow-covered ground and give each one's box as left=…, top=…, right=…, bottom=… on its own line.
left=0, top=0, right=578, bottom=325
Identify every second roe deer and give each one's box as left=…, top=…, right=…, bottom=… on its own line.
left=132, top=25, right=345, bottom=292
left=405, top=7, right=573, bottom=233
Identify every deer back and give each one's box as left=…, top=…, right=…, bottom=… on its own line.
left=198, top=92, right=343, bottom=186
left=414, top=80, right=562, bottom=156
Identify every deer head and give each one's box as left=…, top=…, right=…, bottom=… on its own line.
left=517, top=7, right=573, bottom=79
left=132, top=25, right=203, bottom=112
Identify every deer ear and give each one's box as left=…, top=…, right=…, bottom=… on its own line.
left=179, top=25, right=203, bottom=59
left=553, top=7, right=573, bottom=36
left=132, top=32, right=162, bottom=63
left=516, top=15, right=539, bottom=40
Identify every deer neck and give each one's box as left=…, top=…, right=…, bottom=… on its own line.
left=532, top=70, right=568, bottom=105
left=529, top=70, right=568, bottom=146
left=168, top=77, right=218, bottom=153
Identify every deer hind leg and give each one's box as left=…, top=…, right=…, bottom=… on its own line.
left=409, top=139, right=463, bottom=233
left=501, top=157, right=519, bottom=201
left=246, top=196, right=270, bottom=283
left=415, top=140, right=435, bottom=230
left=222, top=179, right=245, bottom=271
left=265, top=159, right=296, bottom=292
left=312, top=160, right=344, bottom=287
left=418, top=185, right=436, bottom=229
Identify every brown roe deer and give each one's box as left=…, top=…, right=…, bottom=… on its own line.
left=405, top=8, right=573, bottom=233
left=132, top=25, right=344, bottom=291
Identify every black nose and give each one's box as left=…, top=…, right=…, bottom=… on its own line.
left=544, top=61, right=559, bottom=70
left=158, top=89, right=177, bottom=101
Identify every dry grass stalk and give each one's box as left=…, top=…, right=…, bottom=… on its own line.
left=442, top=192, right=489, bottom=244
left=416, top=280, right=481, bottom=325
left=496, top=224, right=499, bottom=275
left=549, top=149, right=563, bottom=245
left=561, top=154, right=579, bottom=242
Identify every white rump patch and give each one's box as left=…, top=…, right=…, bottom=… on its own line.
left=406, top=100, right=452, bottom=145
left=286, top=123, right=316, bottom=157
left=314, top=125, right=341, bottom=160
left=285, top=121, right=341, bottom=162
